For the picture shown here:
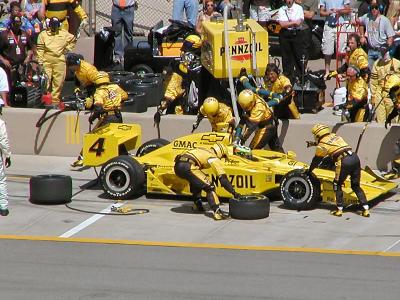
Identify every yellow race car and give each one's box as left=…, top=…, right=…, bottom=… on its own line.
left=82, top=123, right=397, bottom=210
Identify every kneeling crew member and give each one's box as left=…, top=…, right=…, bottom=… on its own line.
left=235, top=89, right=284, bottom=152
left=71, top=72, right=128, bottom=167
left=174, top=142, right=241, bottom=220
left=192, top=97, right=235, bottom=133
left=308, top=124, right=370, bottom=217
left=66, top=52, right=99, bottom=96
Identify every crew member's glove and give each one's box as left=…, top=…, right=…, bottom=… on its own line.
left=192, top=121, right=199, bottom=132
left=239, top=67, right=247, bottom=78
left=385, top=119, right=391, bottom=129
left=306, top=140, right=317, bottom=148
left=233, top=192, right=242, bottom=199
left=5, top=157, right=11, bottom=168
left=88, top=113, right=97, bottom=124
left=154, top=110, right=162, bottom=126
left=74, top=87, right=81, bottom=94
left=326, top=70, right=338, bottom=80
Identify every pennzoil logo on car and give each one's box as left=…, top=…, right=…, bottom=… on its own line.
left=173, top=140, right=198, bottom=149
left=211, top=174, right=256, bottom=189
left=201, top=133, right=225, bottom=143
left=219, top=37, right=263, bottom=61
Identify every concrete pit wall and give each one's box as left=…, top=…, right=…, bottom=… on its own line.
left=3, top=107, right=399, bottom=171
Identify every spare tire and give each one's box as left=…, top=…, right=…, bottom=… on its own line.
left=30, top=175, right=72, bottom=205
left=280, top=169, right=321, bottom=210
left=229, top=195, right=270, bottom=220
left=128, top=74, right=163, bottom=107
left=100, top=155, right=145, bottom=199
left=108, top=71, right=136, bottom=83
left=136, top=138, right=170, bottom=157
left=122, top=91, right=147, bottom=113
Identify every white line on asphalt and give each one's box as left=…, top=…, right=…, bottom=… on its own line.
left=59, top=202, right=125, bottom=238
left=384, top=239, right=400, bottom=252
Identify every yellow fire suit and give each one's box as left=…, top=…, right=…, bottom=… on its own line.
left=198, top=102, right=235, bottom=133
left=347, top=76, right=368, bottom=122
left=44, top=0, right=88, bottom=31
left=36, top=28, right=77, bottom=103
left=309, top=133, right=367, bottom=209
left=75, top=60, right=99, bottom=88
left=239, top=96, right=283, bottom=151
left=370, top=58, right=400, bottom=123
left=174, top=148, right=236, bottom=212
left=263, top=74, right=300, bottom=119
left=348, top=48, right=369, bottom=80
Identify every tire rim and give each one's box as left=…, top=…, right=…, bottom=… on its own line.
left=105, top=165, right=131, bottom=193
left=283, top=177, right=311, bottom=204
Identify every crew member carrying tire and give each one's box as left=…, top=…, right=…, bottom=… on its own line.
left=71, top=71, right=128, bottom=168
left=306, top=124, right=370, bottom=217
left=174, top=142, right=241, bottom=220
left=66, top=52, right=100, bottom=96
left=192, top=97, right=235, bottom=133
left=153, top=34, right=202, bottom=125
left=234, top=89, right=284, bottom=152
left=344, top=65, right=369, bottom=122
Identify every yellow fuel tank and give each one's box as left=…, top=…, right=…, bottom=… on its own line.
left=201, top=19, right=268, bottom=79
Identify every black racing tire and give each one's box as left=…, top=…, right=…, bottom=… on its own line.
left=100, top=155, right=145, bottom=199
left=30, top=175, right=72, bottom=205
left=108, top=71, right=136, bottom=84
left=130, top=64, right=154, bottom=75
left=229, top=195, right=270, bottom=220
left=280, top=169, right=321, bottom=210
left=136, top=138, right=170, bottom=157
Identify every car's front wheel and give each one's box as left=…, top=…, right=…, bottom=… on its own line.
left=280, top=169, right=321, bottom=210
left=100, top=155, right=145, bottom=199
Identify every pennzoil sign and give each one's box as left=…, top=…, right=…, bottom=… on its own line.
left=219, top=37, right=263, bottom=61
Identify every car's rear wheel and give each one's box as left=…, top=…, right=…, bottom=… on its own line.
left=136, top=138, right=170, bottom=157
left=280, top=169, right=321, bottom=210
left=100, top=155, right=145, bottom=199
left=229, top=195, right=270, bottom=220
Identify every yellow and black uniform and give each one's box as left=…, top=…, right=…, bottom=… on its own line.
left=196, top=102, right=235, bottom=133
left=174, top=143, right=239, bottom=220
left=346, top=76, right=369, bottom=122
left=236, top=90, right=283, bottom=151
left=370, top=58, right=400, bottom=123
left=88, top=82, right=128, bottom=128
left=44, top=0, right=88, bottom=31
left=348, top=48, right=369, bottom=80
left=75, top=60, right=99, bottom=88
left=308, top=124, right=368, bottom=216
left=36, top=27, right=76, bottom=103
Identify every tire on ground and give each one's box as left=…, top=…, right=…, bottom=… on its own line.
left=229, top=195, right=270, bottom=220
left=100, top=155, right=145, bottom=199
left=30, top=175, right=72, bottom=205
left=280, top=169, right=321, bottom=210
left=136, top=138, right=170, bottom=157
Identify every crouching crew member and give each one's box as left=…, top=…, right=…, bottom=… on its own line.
left=235, top=89, right=284, bottom=152
left=174, top=142, right=241, bottom=220
left=345, top=65, right=369, bottom=122
left=192, top=97, right=235, bottom=133
left=307, top=124, right=370, bottom=217
left=71, top=72, right=128, bottom=168
left=66, top=52, right=99, bottom=96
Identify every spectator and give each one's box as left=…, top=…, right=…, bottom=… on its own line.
left=111, top=0, right=137, bottom=64
left=214, top=0, right=232, bottom=15
left=249, top=0, right=272, bottom=27
left=0, top=67, right=9, bottom=106
left=358, top=0, right=395, bottom=68
left=0, top=1, right=35, bottom=35
left=22, top=0, right=43, bottom=36
left=386, top=0, right=400, bottom=19
left=169, top=0, right=199, bottom=26
left=319, top=0, right=352, bottom=78
left=390, top=8, right=400, bottom=57
left=277, top=0, right=305, bottom=82
left=295, top=0, right=319, bottom=60
left=196, top=0, right=222, bottom=35
left=0, top=102, right=11, bottom=217
left=38, top=0, right=89, bottom=32
left=370, top=44, right=400, bottom=122
left=36, top=17, right=76, bottom=105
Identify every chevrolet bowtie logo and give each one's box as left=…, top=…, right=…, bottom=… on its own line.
left=117, top=125, right=132, bottom=131
left=201, top=133, right=225, bottom=143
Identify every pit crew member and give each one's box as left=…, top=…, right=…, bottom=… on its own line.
left=192, top=97, right=235, bottom=133
left=174, top=142, right=241, bottom=220
left=0, top=101, right=11, bottom=216
left=235, top=89, right=284, bottom=152
left=36, top=17, right=77, bottom=104
left=344, top=65, right=369, bottom=122
left=71, top=71, right=128, bottom=168
left=307, top=124, right=370, bottom=217
left=66, top=52, right=99, bottom=96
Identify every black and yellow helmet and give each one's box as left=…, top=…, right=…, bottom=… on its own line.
left=181, top=34, right=202, bottom=54
left=211, top=142, right=228, bottom=159
left=311, top=124, right=330, bottom=141
left=238, top=89, right=256, bottom=111
left=203, top=97, right=219, bottom=117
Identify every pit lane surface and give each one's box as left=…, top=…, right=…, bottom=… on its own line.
left=1, top=155, right=400, bottom=299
